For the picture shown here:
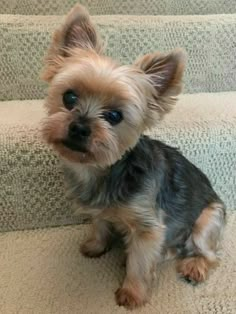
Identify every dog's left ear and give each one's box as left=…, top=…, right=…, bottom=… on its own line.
left=42, top=4, right=102, bottom=82
left=135, top=49, right=185, bottom=119
left=135, top=49, right=185, bottom=97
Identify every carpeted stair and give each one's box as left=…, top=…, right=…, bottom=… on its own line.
left=0, top=1, right=236, bottom=313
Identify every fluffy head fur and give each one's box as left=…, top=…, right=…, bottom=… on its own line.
left=41, top=4, right=185, bottom=167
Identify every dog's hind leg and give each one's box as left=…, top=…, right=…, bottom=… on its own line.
left=176, top=202, right=225, bottom=284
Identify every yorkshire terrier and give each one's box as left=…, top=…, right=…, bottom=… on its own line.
left=41, top=4, right=226, bottom=309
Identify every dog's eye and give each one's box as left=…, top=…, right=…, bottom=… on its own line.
left=63, top=90, right=78, bottom=110
left=103, top=110, right=123, bottom=126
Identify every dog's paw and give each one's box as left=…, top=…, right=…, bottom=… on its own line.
left=115, top=287, right=147, bottom=309
left=176, top=256, right=210, bottom=284
left=80, top=238, right=109, bottom=258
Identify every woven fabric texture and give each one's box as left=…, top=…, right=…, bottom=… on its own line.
left=0, top=212, right=236, bottom=313
left=0, top=99, right=84, bottom=231
left=0, top=92, right=235, bottom=232
left=1, top=14, right=236, bottom=101
left=1, top=0, right=236, bottom=15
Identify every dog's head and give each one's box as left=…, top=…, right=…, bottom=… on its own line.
left=42, top=4, right=185, bottom=167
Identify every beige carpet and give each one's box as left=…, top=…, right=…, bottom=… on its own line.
left=1, top=211, right=235, bottom=314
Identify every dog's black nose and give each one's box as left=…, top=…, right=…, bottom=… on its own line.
left=68, top=122, right=91, bottom=139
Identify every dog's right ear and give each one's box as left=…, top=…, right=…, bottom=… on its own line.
left=42, top=4, right=102, bottom=82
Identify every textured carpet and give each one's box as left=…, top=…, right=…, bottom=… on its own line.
left=1, top=0, right=236, bottom=15
left=0, top=211, right=235, bottom=314
left=1, top=14, right=236, bottom=100
left=0, top=92, right=236, bottom=232
left=1, top=2, right=236, bottom=312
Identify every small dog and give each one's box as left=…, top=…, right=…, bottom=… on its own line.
left=41, top=4, right=226, bottom=309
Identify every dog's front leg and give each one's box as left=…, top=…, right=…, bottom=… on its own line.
left=80, top=218, right=112, bottom=258
left=115, top=225, right=164, bottom=309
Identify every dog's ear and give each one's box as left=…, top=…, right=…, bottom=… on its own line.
left=60, top=4, right=101, bottom=53
left=42, top=4, right=102, bottom=82
left=136, top=49, right=185, bottom=110
left=135, top=49, right=185, bottom=126
left=135, top=49, right=185, bottom=98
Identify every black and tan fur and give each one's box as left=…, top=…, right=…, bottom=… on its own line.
left=41, top=4, right=226, bottom=309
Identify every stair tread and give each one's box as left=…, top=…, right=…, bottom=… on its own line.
left=0, top=210, right=235, bottom=313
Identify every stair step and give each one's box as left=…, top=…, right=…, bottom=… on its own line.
left=0, top=99, right=87, bottom=232
left=1, top=0, right=236, bottom=15
left=1, top=14, right=236, bottom=101
left=0, top=92, right=235, bottom=232
left=0, top=212, right=236, bottom=313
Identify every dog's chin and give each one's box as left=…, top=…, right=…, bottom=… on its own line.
left=51, top=138, right=124, bottom=168
left=52, top=141, right=94, bottom=164
left=62, top=139, right=88, bottom=153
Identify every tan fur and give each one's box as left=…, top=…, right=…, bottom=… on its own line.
left=41, top=111, right=72, bottom=144
left=41, top=4, right=185, bottom=168
left=115, top=281, right=149, bottom=309
left=193, top=202, right=225, bottom=235
left=42, top=54, right=163, bottom=166
left=194, top=207, right=214, bottom=234
left=163, top=248, right=177, bottom=261
left=41, top=4, right=102, bottom=82
left=176, top=256, right=216, bottom=283
left=176, top=202, right=225, bottom=282
left=115, top=225, right=163, bottom=308
left=80, top=219, right=111, bottom=257
left=135, top=49, right=185, bottom=97
left=79, top=205, right=165, bottom=308
left=192, top=202, right=225, bottom=262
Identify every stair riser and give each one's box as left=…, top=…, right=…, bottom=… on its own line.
left=1, top=14, right=236, bottom=101
left=1, top=0, right=236, bottom=15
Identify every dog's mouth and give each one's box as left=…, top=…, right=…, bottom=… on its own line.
left=61, top=139, right=88, bottom=153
